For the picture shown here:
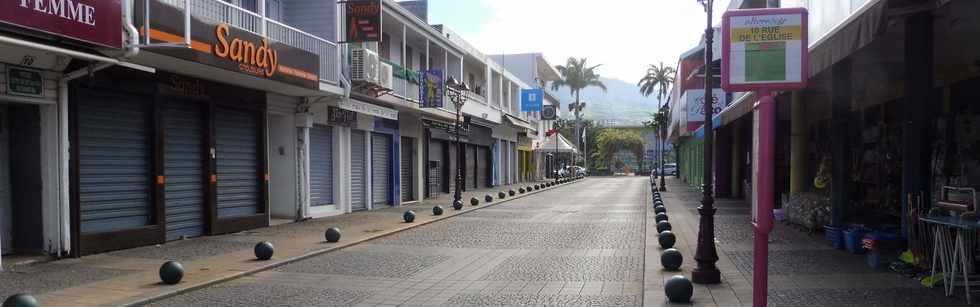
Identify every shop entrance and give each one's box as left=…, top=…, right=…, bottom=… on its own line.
left=0, top=105, right=44, bottom=255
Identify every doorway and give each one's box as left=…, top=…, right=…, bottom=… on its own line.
left=0, top=105, right=44, bottom=256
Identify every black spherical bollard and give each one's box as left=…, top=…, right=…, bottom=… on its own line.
left=665, top=275, right=694, bottom=303
left=403, top=210, right=416, bottom=223
left=509, top=190, right=516, bottom=196
left=535, top=184, right=540, bottom=190
left=2, top=294, right=38, bottom=307
left=656, top=212, right=669, bottom=223
left=470, top=197, right=479, bottom=206
left=657, top=221, right=672, bottom=233
left=159, top=260, right=184, bottom=285
left=325, top=227, right=342, bottom=242
left=661, top=248, right=683, bottom=271
left=658, top=231, right=677, bottom=249
left=453, top=200, right=464, bottom=210
left=654, top=206, right=667, bottom=214
left=432, top=205, right=444, bottom=216
left=519, top=188, right=525, bottom=194
left=254, top=241, right=274, bottom=260
left=485, top=194, right=493, bottom=202
left=654, top=199, right=664, bottom=205
left=498, top=191, right=506, bottom=199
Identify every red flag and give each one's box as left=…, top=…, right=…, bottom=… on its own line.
left=546, top=129, right=557, bottom=137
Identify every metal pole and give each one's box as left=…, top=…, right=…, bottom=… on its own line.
left=752, top=91, right=776, bottom=307
left=693, top=0, right=721, bottom=284
left=454, top=108, right=462, bottom=202
left=660, top=104, right=667, bottom=191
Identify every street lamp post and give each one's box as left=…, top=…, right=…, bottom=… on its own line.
left=659, top=104, right=668, bottom=192
left=693, top=0, right=721, bottom=284
left=446, top=76, right=470, bottom=204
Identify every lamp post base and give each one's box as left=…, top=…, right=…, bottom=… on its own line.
left=691, top=266, right=721, bottom=284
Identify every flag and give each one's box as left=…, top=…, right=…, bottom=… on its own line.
left=546, top=129, right=557, bottom=137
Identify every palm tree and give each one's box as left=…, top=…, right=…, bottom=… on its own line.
left=638, top=62, right=675, bottom=189
left=551, top=57, right=607, bottom=171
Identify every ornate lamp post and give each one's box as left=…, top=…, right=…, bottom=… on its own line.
left=693, top=0, right=721, bottom=284
left=659, top=104, right=668, bottom=192
left=446, top=76, right=470, bottom=203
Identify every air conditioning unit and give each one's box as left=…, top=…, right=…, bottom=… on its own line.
left=378, top=62, right=393, bottom=90
left=351, top=48, right=380, bottom=84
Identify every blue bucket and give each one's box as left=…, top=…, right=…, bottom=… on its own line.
left=824, top=225, right=845, bottom=250
left=844, top=227, right=870, bottom=254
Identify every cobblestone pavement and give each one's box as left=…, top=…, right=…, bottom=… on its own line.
left=655, top=178, right=966, bottom=306
left=150, top=177, right=648, bottom=307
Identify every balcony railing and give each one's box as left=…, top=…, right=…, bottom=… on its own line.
left=465, top=91, right=487, bottom=105
left=153, top=0, right=338, bottom=85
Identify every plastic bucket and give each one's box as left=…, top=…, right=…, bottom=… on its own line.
left=844, top=228, right=869, bottom=254
left=824, top=225, right=845, bottom=250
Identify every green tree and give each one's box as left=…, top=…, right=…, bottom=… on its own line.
left=638, top=62, right=675, bottom=176
left=551, top=57, right=607, bottom=169
left=594, top=129, right=645, bottom=174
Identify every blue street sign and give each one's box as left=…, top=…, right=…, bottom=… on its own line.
left=419, top=69, right=444, bottom=108
left=521, top=88, right=543, bottom=112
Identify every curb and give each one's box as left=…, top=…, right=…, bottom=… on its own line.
left=123, top=178, right=589, bottom=306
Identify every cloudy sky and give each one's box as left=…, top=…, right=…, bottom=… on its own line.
left=427, top=0, right=729, bottom=84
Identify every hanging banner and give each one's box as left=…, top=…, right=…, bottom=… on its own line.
left=1, top=0, right=122, bottom=48
left=520, top=88, right=543, bottom=112
left=685, top=89, right=727, bottom=132
left=345, top=0, right=382, bottom=43
left=419, top=69, right=444, bottom=108
left=722, top=8, right=808, bottom=92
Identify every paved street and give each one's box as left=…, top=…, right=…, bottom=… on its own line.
left=149, top=177, right=646, bottom=307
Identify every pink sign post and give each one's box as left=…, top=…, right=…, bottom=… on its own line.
left=722, top=7, right=808, bottom=307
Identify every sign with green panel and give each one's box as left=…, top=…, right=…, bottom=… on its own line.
left=7, top=67, right=43, bottom=97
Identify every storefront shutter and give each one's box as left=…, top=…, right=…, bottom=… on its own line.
left=477, top=146, right=489, bottom=188
left=465, top=145, right=476, bottom=189
left=371, top=133, right=391, bottom=206
left=77, top=91, right=152, bottom=234
left=427, top=140, right=444, bottom=196
left=310, top=125, right=333, bottom=206
left=401, top=137, right=414, bottom=201
left=215, top=107, right=261, bottom=218
left=350, top=130, right=367, bottom=211
left=163, top=100, right=206, bottom=240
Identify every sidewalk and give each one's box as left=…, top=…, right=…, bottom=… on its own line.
left=0, top=179, right=574, bottom=307
left=644, top=177, right=964, bottom=307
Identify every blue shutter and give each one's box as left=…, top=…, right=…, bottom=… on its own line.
left=215, top=107, right=260, bottom=218
left=310, top=125, right=333, bottom=206
left=350, top=130, right=367, bottom=211
left=77, top=91, right=152, bottom=234
left=164, top=101, right=206, bottom=240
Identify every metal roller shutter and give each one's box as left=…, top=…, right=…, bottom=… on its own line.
left=310, top=125, right=333, bottom=206
left=215, top=107, right=260, bottom=218
left=465, top=145, right=475, bottom=189
left=401, top=137, right=414, bottom=202
left=371, top=133, right=391, bottom=207
left=77, top=91, right=152, bottom=234
left=500, top=141, right=509, bottom=185
left=164, top=100, right=206, bottom=241
left=477, top=146, right=489, bottom=188
left=427, top=140, right=443, bottom=196
left=350, top=130, right=367, bottom=211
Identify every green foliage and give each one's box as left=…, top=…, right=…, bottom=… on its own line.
left=595, top=129, right=645, bottom=170
left=552, top=57, right=607, bottom=128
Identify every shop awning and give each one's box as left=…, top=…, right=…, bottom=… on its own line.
left=503, top=114, right=536, bottom=132
left=536, top=134, right=578, bottom=154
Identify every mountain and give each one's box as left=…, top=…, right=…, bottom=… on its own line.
left=551, top=77, right=665, bottom=127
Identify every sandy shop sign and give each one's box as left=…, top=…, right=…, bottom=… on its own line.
left=1, top=0, right=122, bottom=48
left=722, top=8, right=808, bottom=92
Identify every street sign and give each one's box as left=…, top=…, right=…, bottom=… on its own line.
left=419, top=70, right=444, bottom=108
left=722, top=8, right=808, bottom=92
left=7, top=67, right=43, bottom=97
left=541, top=105, right=557, bottom=120
left=520, top=88, right=543, bottom=112
left=328, top=106, right=357, bottom=127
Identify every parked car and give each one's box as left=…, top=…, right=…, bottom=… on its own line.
left=651, top=163, right=678, bottom=176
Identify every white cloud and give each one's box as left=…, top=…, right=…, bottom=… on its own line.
left=469, top=0, right=727, bottom=83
